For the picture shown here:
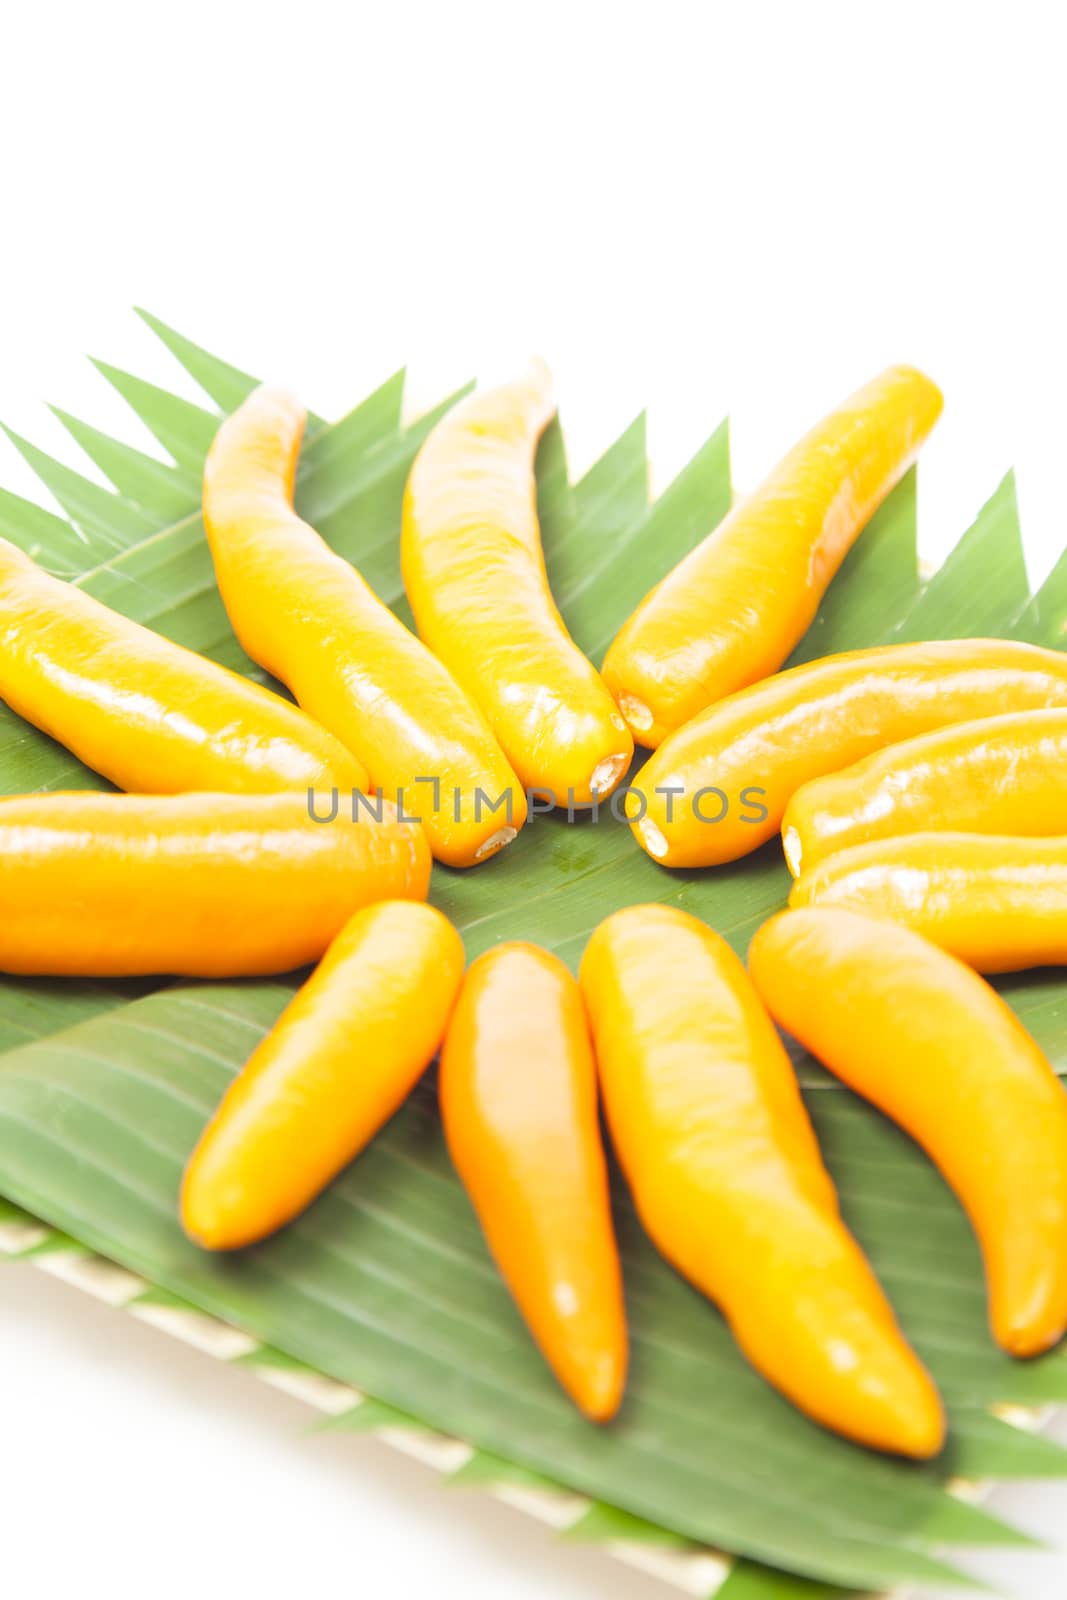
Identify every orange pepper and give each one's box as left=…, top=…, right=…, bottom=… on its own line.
left=183, top=902, right=464, bottom=1249
left=0, top=791, right=429, bottom=977
left=602, top=366, right=942, bottom=747
left=750, top=907, right=1067, bottom=1357
left=580, top=904, right=943, bottom=1456
left=402, top=363, right=633, bottom=808
left=203, top=386, right=525, bottom=868
left=629, top=639, right=1067, bottom=869
left=0, top=536, right=367, bottom=796
left=790, top=832, right=1067, bottom=974
left=440, top=942, right=627, bottom=1421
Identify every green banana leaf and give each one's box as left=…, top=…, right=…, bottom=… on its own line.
left=2, top=314, right=1067, bottom=1596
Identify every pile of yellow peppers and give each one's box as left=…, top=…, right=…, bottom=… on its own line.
left=2, top=359, right=1067, bottom=1460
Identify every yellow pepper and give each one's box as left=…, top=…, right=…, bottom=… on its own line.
left=629, top=640, right=1067, bottom=869
left=0, top=537, right=367, bottom=795
left=0, top=791, right=429, bottom=976
left=790, top=831, right=1067, bottom=974
left=602, top=367, right=942, bottom=747
left=183, top=902, right=464, bottom=1249
left=402, top=363, right=633, bottom=808
left=750, top=908, right=1067, bottom=1358
left=203, top=386, right=525, bottom=868
left=782, top=708, right=1067, bottom=877
left=580, top=904, right=943, bottom=1456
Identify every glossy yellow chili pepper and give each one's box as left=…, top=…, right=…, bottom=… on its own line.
left=580, top=904, right=943, bottom=1455
left=0, top=536, right=366, bottom=796
left=629, top=639, right=1067, bottom=869
left=790, top=832, right=1067, bottom=974
left=203, top=386, right=525, bottom=868
left=182, top=901, right=464, bottom=1249
left=402, top=363, right=633, bottom=808
left=0, top=791, right=430, bottom=977
left=782, top=708, right=1067, bottom=877
left=440, top=942, right=627, bottom=1422
left=750, top=907, right=1067, bottom=1357
left=602, top=367, right=943, bottom=747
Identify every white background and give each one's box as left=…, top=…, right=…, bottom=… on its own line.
left=1, top=3, right=1066, bottom=1596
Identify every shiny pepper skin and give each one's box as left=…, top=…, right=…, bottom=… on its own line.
left=750, top=908, right=1067, bottom=1358
left=203, top=386, right=525, bottom=868
left=580, top=904, right=944, bottom=1457
left=629, top=639, right=1067, bottom=869
left=183, top=902, right=464, bottom=1249
left=402, top=362, right=633, bottom=809
left=0, top=536, right=367, bottom=796
left=440, top=942, right=628, bottom=1422
left=0, top=791, right=430, bottom=977
left=602, top=366, right=943, bottom=748
left=782, top=707, right=1067, bottom=877
left=790, top=831, right=1067, bottom=974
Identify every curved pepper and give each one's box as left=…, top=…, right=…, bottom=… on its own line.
left=440, top=942, right=627, bottom=1421
left=628, top=640, right=1067, bottom=868
left=203, top=386, right=525, bottom=868
left=183, top=901, right=464, bottom=1249
left=402, top=363, right=633, bottom=808
left=602, top=366, right=942, bottom=747
left=782, top=707, right=1067, bottom=876
left=790, top=831, right=1067, bottom=973
left=0, top=536, right=367, bottom=795
left=0, top=791, right=430, bottom=977
left=749, top=907, right=1067, bottom=1357
left=580, top=904, right=943, bottom=1456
